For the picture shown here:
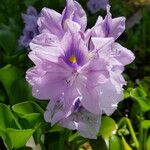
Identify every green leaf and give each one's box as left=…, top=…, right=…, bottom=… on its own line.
left=130, top=88, right=150, bottom=112
left=20, top=113, right=43, bottom=129
left=49, top=124, right=64, bottom=133
left=0, top=129, right=6, bottom=141
left=90, top=137, right=108, bottom=150
left=10, top=78, right=36, bottom=104
left=133, top=98, right=150, bottom=112
left=68, top=132, right=87, bottom=148
left=0, top=129, right=12, bottom=150
left=109, top=135, right=123, bottom=150
left=146, top=136, right=150, bottom=150
left=0, top=103, right=27, bottom=149
left=12, top=101, right=44, bottom=129
left=0, top=65, right=22, bottom=101
left=124, top=88, right=133, bottom=99
left=5, top=128, right=34, bottom=149
left=137, top=77, right=150, bottom=94
left=0, top=103, right=20, bottom=130
left=0, top=29, right=16, bottom=55
left=99, top=116, right=117, bottom=139
left=130, top=88, right=147, bottom=99
left=0, top=88, right=6, bottom=102
left=0, top=65, right=36, bottom=104
left=141, top=120, right=150, bottom=129
left=12, top=101, right=43, bottom=116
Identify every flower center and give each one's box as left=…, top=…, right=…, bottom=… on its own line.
left=69, top=55, right=77, bottom=63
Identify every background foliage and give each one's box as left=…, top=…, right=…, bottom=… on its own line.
left=0, top=0, right=150, bottom=149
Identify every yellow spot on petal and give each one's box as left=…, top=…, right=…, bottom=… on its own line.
left=69, top=55, right=77, bottom=63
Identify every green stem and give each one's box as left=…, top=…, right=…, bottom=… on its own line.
left=118, top=117, right=139, bottom=149
left=143, top=129, right=148, bottom=150
left=117, top=117, right=126, bottom=129
left=59, top=129, right=70, bottom=150
left=139, top=123, right=143, bottom=150
left=138, top=113, right=145, bottom=150
left=125, top=118, right=139, bottom=149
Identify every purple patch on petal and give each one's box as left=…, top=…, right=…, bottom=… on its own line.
left=74, top=99, right=81, bottom=111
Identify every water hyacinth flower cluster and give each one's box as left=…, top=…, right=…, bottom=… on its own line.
left=26, top=0, right=135, bottom=139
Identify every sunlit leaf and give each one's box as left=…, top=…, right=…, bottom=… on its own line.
left=124, top=88, right=133, bottom=99
left=0, top=103, right=20, bottom=130
left=0, top=103, right=32, bottom=149
left=141, top=120, right=150, bottom=129
left=5, top=128, right=34, bottom=149
left=12, top=101, right=44, bottom=129
left=20, top=113, right=43, bottom=129
left=49, top=125, right=64, bottom=133
left=133, top=98, right=150, bottom=112
left=12, top=101, right=43, bottom=116
left=130, top=88, right=150, bottom=112
left=130, top=88, right=147, bottom=99
left=99, top=116, right=117, bottom=139
left=109, top=135, right=123, bottom=150
left=146, top=136, right=150, bottom=150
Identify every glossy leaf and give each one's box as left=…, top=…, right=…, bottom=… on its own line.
left=0, top=104, right=34, bottom=149
left=19, top=113, right=43, bottom=129
left=12, top=101, right=44, bottom=129
left=12, top=101, right=44, bottom=116
left=5, top=128, right=34, bottom=149
left=109, top=135, right=123, bottom=150
left=99, top=116, right=117, bottom=139
left=0, top=103, right=20, bottom=130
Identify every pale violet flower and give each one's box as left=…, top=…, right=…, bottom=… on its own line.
left=85, top=5, right=135, bottom=68
left=44, top=99, right=101, bottom=139
left=87, top=5, right=126, bottom=40
left=37, top=0, right=87, bottom=38
left=26, top=32, right=116, bottom=115
left=26, top=0, right=135, bottom=138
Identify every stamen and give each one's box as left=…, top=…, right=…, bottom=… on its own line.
left=69, top=55, right=77, bottom=63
